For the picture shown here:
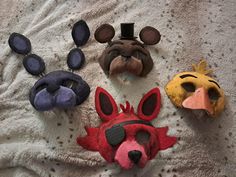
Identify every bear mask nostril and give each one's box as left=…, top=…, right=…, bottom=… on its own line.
left=46, top=84, right=60, bottom=93
left=128, top=150, right=142, bottom=164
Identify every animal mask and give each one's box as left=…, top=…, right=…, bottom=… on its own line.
left=8, top=20, right=91, bottom=111
left=165, top=60, right=225, bottom=117
left=94, top=23, right=161, bottom=77
left=77, top=87, right=176, bottom=169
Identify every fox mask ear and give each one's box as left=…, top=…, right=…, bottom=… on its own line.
left=95, top=87, right=119, bottom=122
left=137, top=88, right=161, bottom=121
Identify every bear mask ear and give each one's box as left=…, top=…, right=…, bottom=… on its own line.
left=95, top=87, right=119, bottom=122
left=139, top=26, right=161, bottom=45
left=137, top=87, right=161, bottom=121
left=94, top=24, right=115, bottom=43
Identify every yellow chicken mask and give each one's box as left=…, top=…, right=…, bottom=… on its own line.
left=165, top=60, right=225, bottom=117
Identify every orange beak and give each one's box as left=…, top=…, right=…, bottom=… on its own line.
left=182, top=87, right=213, bottom=115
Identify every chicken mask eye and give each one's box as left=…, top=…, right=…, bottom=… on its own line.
left=208, top=87, right=220, bottom=100
left=181, top=82, right=196, bottom=92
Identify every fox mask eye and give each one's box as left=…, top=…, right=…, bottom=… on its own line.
left=136, top=130, right=150, bottom=144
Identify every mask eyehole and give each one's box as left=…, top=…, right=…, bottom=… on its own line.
left=181, top=82, right=196, bottom=92
left=135, top=130, right=150, bottom=145
left=62, top=80, right=77, bottom=88
left=133, top=51, right=147, bottom=59
left=108, top=49, right=120, bottom=58
left=35, top=84, right=47, bottom=93
left=208, top=88, right=220, bottom=100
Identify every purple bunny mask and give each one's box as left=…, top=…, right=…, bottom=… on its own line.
left=8, top=20, right=91, bottom=111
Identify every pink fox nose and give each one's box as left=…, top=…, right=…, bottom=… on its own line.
left=182, top=87, right=213, bottom=115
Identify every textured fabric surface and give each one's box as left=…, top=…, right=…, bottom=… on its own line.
left=0, top=0, right=235, bottom=177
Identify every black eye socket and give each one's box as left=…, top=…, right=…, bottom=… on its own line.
left=109, top=41, right=123, bottom=47
left=135, top=131, right=150, bottom=145
left=133, top=51, right=147, bottom=59
left=131, top=42, right=144, bottom=48
left=35, top=84, right=47, bottom=93
left=62, top=80, right=77, bottom=88
left=105, top=125, right=126, bottom=147
left=181, top=82, right=196, bottom=92
left=108, top=50, right=120, bottom=59
left=208, top=88, right=220, bottom=100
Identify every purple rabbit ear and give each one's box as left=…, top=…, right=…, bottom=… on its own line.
left=72, top=20, right=90, bottom=47
left=67, top=48, right=85, bottom=70
left=23, top=54, right=45, bottom=76
left=8, top=33, right=31, bottom=55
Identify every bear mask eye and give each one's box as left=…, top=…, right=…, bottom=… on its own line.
left=208, top=88, right=220, bottom=101
left=135, top=130, right=150, bottom=144
left=181, top=82, right=196, bottom=92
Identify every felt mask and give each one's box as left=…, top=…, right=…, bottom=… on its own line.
left=165, top=60, right=225, bottom=117
left=77, top=87, right=176, bottom=169
left=94, top=23, right=161, bottom=77
left=8, top=20, right=91, bottom=111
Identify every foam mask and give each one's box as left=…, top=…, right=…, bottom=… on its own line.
left=77, top=87, right=176, bottom=169
left=94, top=23, right=161, bottom=77
left=8, top=20, right=91, bottom=111
left=165, top=60, right=225, bottom=117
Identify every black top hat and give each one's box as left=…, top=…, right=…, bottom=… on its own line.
left=120, top=23, right=136, bottom=39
